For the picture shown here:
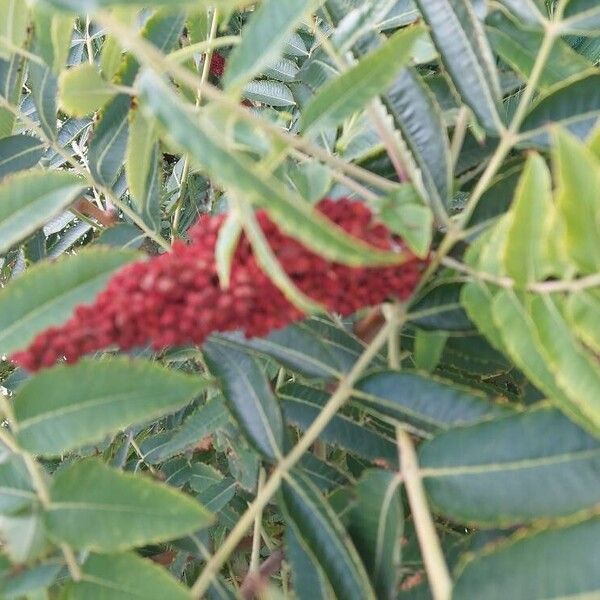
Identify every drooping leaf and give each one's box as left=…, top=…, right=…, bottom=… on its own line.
left=45, top=459, right=213, bottom=551
left=414, top=0, right=504, bottom=132
left=286, top=526, right=333, bottom=600
left=279, top=470, right=377, bottom=600
left=528, top=295, right=600, bottom=436
left=203, top=338, right=284, bottom=461
left=0, top=0, right=29, bottom=62
left=383, top=67, right=452, bottom=212
left=348, top=470, right=403, bottom=599
left=143, top=397, right=230, bottom=464
left=13, top=359, right=207, bottom=456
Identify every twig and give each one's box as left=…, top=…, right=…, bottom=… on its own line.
left=397, top=427, right=451, bottom=600
left=240, top=548, right=285, bottom=600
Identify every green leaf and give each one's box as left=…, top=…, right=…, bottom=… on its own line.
left=374, top=185, right=433, bottom=258
left=491, top=290, right=593, bottom=430
left=280, top=470, right=377, bottom=600
left=503, top=153, right=553, bottom=284
left=453, top=516, right=600, bottom=599
left=413, top=329, right=448, bottom=372
left=126, top=108, right=160, bottom=228
left=138, top=70, right=404, bottom=267
left=32, top=4, right=72, bottom=73
left=143, top=397, right=230, bottom=464
left=59, top=63, right=117, bottom=117
left=0, top=170, right=84, bottom=255
left=414, top=0, right=504, bottom=132
left=279, top=383, right=397, bottom=465
left=0, top=512, right=48, bottom=564
left=89, top=10, right=186, bottom=186
left=1, top=562, right=61, bottom=600
left=529, top=295, right=600, bottom=436
left=0, top=55, right=23, bottom=138
left=301, top=25, right=423, bottom=132
left=0, top=248, right=138, bottom=357
left=243, top=80, right=296, bottom=107
left=222, top=316, right=372, bottom=378
left=353, top=370, right=510, bottom=433
left=409, top=281, right=473, bottom=332
left=496, top=0, right=546, bottom=26
left=286, top=526, right=333, bottom=600
left=566, top=291, right=600, bottom=355
left=383, top=67, right=452, bottom=211
left=203, top=338, right=284, bottom=461
left=487, top=12, right=593, bottom=92
left=0, top=135, right=45, bottom=180
left=0, top=0, right=29, bottom=62
left=89, top=93, right=131, bottom=187
left=562, top=0, right=600, bottom=35
left=215, top=212, right=243, bottom=289
left=264, top=57, right=300, bottom=82
left=68, top=552, right=192, bottom=600
left=0, top=455, right=36, bottom=514
left=348, top=470, right=403, bottom=599
left=224, top=0, right=319, bottom=89
left=521, top=72, right=600, bottom=144
left=420, top=407, right=600, bottom=525
left=13, top=358, right=207, bottom=456
left=552, top=127, right=600, bottom=274
left=29, top=63, right=58, bottom=140
left=45, top=459, right=213, bottom=551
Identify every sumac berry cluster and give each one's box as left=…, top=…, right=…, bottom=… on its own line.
left=11, top=199, right=425, bottom=372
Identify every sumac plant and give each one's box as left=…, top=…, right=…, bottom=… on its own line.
left=0, top=1, right=599, bottom=599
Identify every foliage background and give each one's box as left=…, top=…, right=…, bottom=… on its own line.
left=0, top=0, right=599, bottom=598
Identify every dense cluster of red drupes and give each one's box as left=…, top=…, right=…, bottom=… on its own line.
left=11, top=199, right=426, bottom=372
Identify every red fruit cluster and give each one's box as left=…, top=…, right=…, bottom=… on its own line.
left=209, top=52, right=226, bottom=78
left=11, top=199, right=426, bottom=372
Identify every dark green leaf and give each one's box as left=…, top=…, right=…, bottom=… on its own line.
left=280, top=470, right=377, bottom=600
left=453, top=516, right=600, bottom=599
left=353, top=370, right=510, bottom=433
left=0, top=135, right=45, bottom=180
left=348, top=469, right=403, bottom=599
left=420, top=407, right=600, bottom=525
left=204, top=338, right=284, bottom=461
left=280, top=383, right=397, bottom=465
left=414, top=0, right=504, bottom=132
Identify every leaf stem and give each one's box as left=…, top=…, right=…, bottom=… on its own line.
left=397, top=427, right=451, bottom=600
left=191, top=319, right=393, bottom=597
